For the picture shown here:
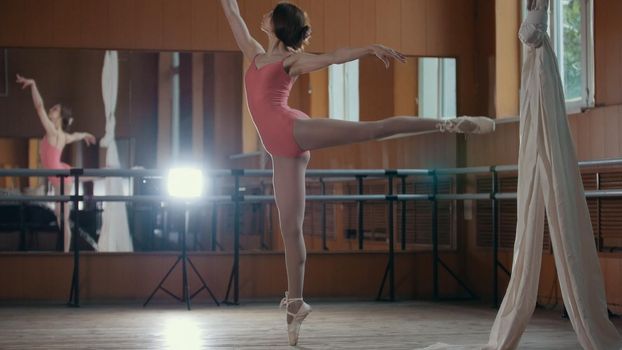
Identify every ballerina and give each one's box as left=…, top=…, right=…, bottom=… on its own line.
left=17, top=74, right=96, bottom=252
left=219, top=1, right=495, bottom=345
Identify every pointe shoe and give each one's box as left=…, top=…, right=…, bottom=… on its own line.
left=279, top=292, right=312, bottom=346
left=437, top=116, right=496, bottom=134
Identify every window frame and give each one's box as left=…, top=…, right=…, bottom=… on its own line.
left=522, top=0, right=595, bottom=113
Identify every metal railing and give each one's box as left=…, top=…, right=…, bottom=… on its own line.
left=1, top=157, right=622, bottom=307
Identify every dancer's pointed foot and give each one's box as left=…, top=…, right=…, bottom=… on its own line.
left=280, top=291, right=312, bottom=346
left=437, top=116, right=496, bottom=134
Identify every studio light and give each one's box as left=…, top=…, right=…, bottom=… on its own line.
left=144, top=166, right=219, bottom=310
left=167, top=168, right=204, bottom=199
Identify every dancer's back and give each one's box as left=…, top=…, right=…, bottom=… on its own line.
left=245, top=54, right=310, bottom=157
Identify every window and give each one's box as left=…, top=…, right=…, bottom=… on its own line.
left=418, top=58, right=457, bottom=119
left=328, top=60, right=359, bottom=121
left=523, top=0, right=594, bottom=112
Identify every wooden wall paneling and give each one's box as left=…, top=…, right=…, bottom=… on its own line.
left=474, top=0, right=495, bottom=117
left=217, top=0, right=242, bottom=51
left=618, top=106, right=622, bottom=158
left=602, top=258, right=621, bottom=307
left=323, top=0, right=350, bottom=51
left=504, top=123, right=519, bottom=163
left=0, top=253, right=464, bottom=301
left=400, top=0, right=427, bottom=55
left=309, top=70, right=329, bottom=118
left=79, top=0, right=111, bottom=49
left=240, top=0, right=274, bottom=50
left=132, top=0, right=164, bottom=50
left=576, top=114, right=592, bottom=161
left=52, top=0, right=81, bottom=48
left=350, top=0, right=376, bottom=48
left=162, top=0, right=193, bottom=50
left=212, top=52, right=243, bottom=167
left=453, top=0, right=476, bottom=54
left=0, top=0, right=25, bottom=46
left=191, top=0, right=220, bottom=50
left=602, top=106, right=620, bottom=158
left=375, top=0, right=402, bottom=50
left=590, top=108, right=606, bottom=159
left=109, top=0, right=136, bottom=49
left=241, top=57, right=258, bottom=154
left=494, top=0, right=520, bottom=117
left=614, top=0, right=622, bottom=105
left=458, top=55, right=479, bottom=115
left=425, top=0, right=453, bottom=55
left=0, top=139, right=27, bottom=168
left=298, top=0, right=325, bottom=53
left=21, top=0, right=55, bottom=48
left=569, top=115, right=582, bottom=159
left=393, top=58, right=418, bottom=116
left=600, top=1, right=622, bottom=105
left=359, top=58, right=394, bottom=122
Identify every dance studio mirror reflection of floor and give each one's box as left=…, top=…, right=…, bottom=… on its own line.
left=0, top=301, right=619, bottom=349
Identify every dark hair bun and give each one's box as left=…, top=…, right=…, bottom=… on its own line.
left=272, top=3, right=311, bottom=50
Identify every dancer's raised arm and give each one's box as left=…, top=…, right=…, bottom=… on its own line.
left=66, top=132, right=96, bottom=146
left=219, top=0, right=265, bottom=59
left=286, top=44, right=406, bottom=76
left=16, top=74, right=56, bottom=136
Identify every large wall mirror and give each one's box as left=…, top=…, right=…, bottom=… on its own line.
left=0, top=48, right=456, bottom=253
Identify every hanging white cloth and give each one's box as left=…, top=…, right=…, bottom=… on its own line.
left=421, top=0, right=621, bottom=349
left=97, top=50, right=133, bottom=252
left=485, top=0, right=621, bottom=348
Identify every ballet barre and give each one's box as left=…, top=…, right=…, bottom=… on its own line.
left=1, top=157, right=622, bottom=307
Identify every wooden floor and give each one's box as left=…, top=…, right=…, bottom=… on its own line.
left=0, top=301, right=619, bottom=349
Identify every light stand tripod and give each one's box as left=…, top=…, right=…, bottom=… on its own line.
left=144, top=203, right=220, bottom=310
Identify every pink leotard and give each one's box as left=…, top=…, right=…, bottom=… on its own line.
left=244, top=54, right=310, bottom=158
left=39, top=136, right=72, bottom=187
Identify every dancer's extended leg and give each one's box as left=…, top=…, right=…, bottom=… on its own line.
left=293, top=116, right=494, bottom=151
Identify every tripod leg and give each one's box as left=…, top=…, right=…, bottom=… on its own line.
left=182, top=256, right=190, bottom=310
left=143, top=256, right=182, bottom=307
left=376, top=261, right=390, bottom=301
left=67, top=268, right=76, bottom=306
left=222, top=266, right=235, bottom=304
left=188, top=258, right=220, bottom=306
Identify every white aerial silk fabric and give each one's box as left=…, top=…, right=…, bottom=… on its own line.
left=97, top=50, right=133, bottom=252
left=423, top=1, right=621, bottom=349
left=486, top=1, right=621, bottom=348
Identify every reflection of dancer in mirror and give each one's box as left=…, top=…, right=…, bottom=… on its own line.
left=16, top=74, right=96, bottom=253
left=220, top=1, right=495, bottom=345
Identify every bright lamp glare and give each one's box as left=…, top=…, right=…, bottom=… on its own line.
left=167, top=168, right=203, bottom=198
left=164, top=317, right=202, bottom=350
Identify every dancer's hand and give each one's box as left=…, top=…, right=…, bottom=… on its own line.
left=16, top=74, right=35, bottom=89
left=83, top=133, right=96, bottom=146
left=370, top=44, right=406, bottom=68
